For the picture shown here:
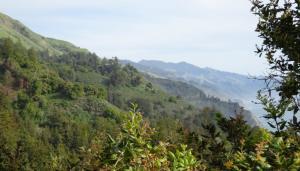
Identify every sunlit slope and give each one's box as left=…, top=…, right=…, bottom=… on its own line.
left=0, top=12, right=88, bottom=55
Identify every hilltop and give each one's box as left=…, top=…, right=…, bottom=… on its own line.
left=0, top=12, right=88, bottom=55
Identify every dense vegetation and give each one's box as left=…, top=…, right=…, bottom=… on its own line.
left=123, top=59, right=263, bottom=106
left=0, top=37, right=218, bottom=170
left=0, top=0, right=299, bottom=170
left=144, top=75, right=259, bottom=126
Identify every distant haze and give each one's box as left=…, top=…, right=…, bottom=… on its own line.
left=0, top=0, right=269, bottom=75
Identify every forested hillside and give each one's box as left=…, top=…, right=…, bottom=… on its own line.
left=0, top=11, right=257, bottom=126
left=0, top=36, right=222, bottom=169
left=121, top=59, right=267, bottom=127
left=0, top=0, right=300, bottom=169
left=121, top=60, right=264, bottom=108
left=144, top=75, right=260, bottom=126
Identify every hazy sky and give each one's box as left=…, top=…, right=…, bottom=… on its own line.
left=0, top=0, right=269, bottom=75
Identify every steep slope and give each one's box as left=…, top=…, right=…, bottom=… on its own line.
left=144, top=75, right=260, bottom=126
left=0, top=12, right=88, bottom=55
left=0, top=30, right=219, bottom=170
left=124, top=60, right=264, bottom=102
left=0, top=12, right=230, bottom=167
left=121, top=61, right=260, bottom=126
left=122, top=59, right=265, bottom=115
left=0, top=12, right=273, bottom=170
left=0, top=11, right=259, bottom=129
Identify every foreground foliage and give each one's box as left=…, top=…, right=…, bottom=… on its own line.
left=100, top=104, right=202, bottom=170
left=0, top=0, right=300, bottom=169
left=0, top=30, right=299, bottom=171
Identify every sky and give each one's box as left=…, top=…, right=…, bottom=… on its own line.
left=0, top=0, right=269, bottom=75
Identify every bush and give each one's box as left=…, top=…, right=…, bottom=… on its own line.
left=226, top=136, right=300, bottom=170
left=84, top=85, right=107, bottom=99
left=130, top=98, right=153, bottom=116
left=61, top=82, right=84, bottom=100
left=81, top=104, right=204, bottom=170
left=168, top=96, right=177, bottom=103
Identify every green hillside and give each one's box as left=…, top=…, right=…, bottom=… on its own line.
left=0, top=9, right=299, bottom=171
left=0, top=11, right=256, bottom=126
left=0, top=18, right=216, bottom=169
left=145, top=75, right=260, bottom=126
left=0, top=12, right=88, bottom=55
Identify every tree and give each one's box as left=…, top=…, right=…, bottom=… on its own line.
left=0, top=91, right=20, bottom=170
left=61, top=82, right=84, bottom=100
left=145, top=82, right=153, bottom=90
left=108, top=69, right=127, bottom=86
left=251, top=0, right=300, bottom=132
left=131, top=75, right=142, bottom=87
left=99, top=104, right=202, bottom=170
left=2, top=70, right=14, bottom=87
left=0, top=39, right=14, bottom=60
left=216, top=112, right=251, bottom=151
left=130, top=98, right=153, bottom=116
left=220, top=1, right=300, bottom=169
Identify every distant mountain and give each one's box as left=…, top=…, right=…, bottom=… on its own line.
left=122, top=59, right=265, bottom=125
left=144, top=74, right=260, bottom=126
left=0, top=12, right=88, bottom=55
left=123, top=60, right=264, bottom=102
left=0, top=11, right=261, bottom=127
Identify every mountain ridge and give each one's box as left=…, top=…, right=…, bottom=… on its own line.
left=139, top=59, right=254, bottom=77
left=121, top=59, right=265, bottom=126
left=0, top=11, right=260, bottom=126
left=0, top=12, right=88, bottom=55
left=122, top=59, right=264, bottom=101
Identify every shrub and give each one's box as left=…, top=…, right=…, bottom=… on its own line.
left=61, top=82, right=84, bottom=100
left=86, top=104, right=204, bottom=170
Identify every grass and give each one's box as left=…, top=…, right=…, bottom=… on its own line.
left=0, top=12, right=88, bottom=55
